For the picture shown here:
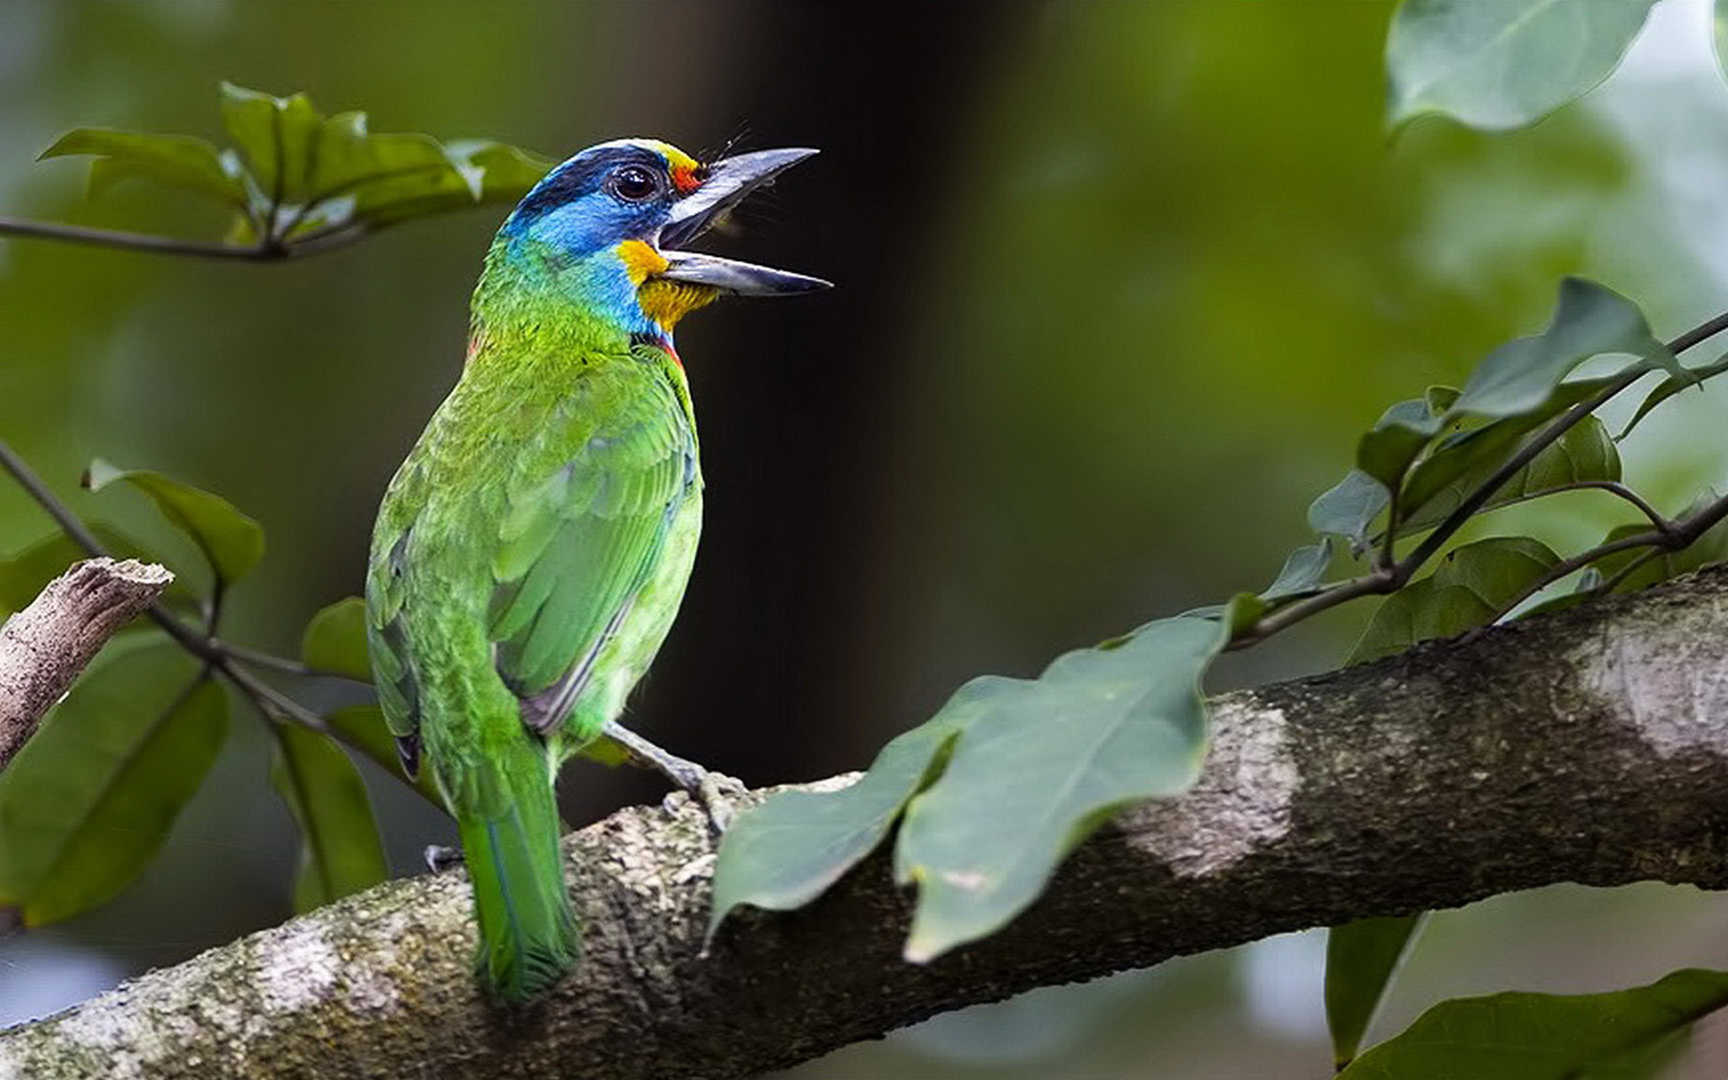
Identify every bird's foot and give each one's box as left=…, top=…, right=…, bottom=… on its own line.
left=602, top=721, right=744, bottom=836
left=424, top=844, right=463, bottom=873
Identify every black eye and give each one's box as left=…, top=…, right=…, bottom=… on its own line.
left=610, top=165, right=659, bottom=202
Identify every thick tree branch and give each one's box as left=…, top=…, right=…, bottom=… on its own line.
left=8, top=567, right=1728, bottom=1078
left=0, top=557, right=172, bottom=772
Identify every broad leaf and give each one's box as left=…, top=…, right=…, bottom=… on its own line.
left=1310, top=469, right=1390, bottom=550
left=1386, top=0, right=1658, bottom=131
left=301, top=596, right=371, bottom=681
left=1399, top=415, right=1620, bottom=535
left=1327, top=914, right=1427, bottom=1068
left=325, top=705, right=446, bottom=811
left=0, top=526, right=193, bottom=614
left=894, top=610, right=1234, bottom=961
left=218, top=83, right=321, bottom=206
left=0, top=636, right=227, bottom=926
left=1618, top=351, right=1728, bottom=439
left=39, top=128, right=246, bottom=208
left=1338, top=968, right=1728, bottom=1078
left=1450, top=279, right=1677, bottom=419
left=1357, top=398, right=1445, bottom=492
left=1261, top=538, right=1334, bottom=603
left=83, top=459, right=265, bottom=585
left=708, top=712, right=968, bottom=942
left=1350, top=536, right=1560, bottom=663
left=270, top=724, right=389, bottom=912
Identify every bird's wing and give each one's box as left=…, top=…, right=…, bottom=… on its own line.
left=488, top=361, right=696, bottom=733
left=366, top=463, right=428, bottom=776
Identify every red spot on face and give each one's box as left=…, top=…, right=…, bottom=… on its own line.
left=672, top=164, right=705, bottom=195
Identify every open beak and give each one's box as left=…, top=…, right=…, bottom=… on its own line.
left=656, top=147, right=831, bottom=296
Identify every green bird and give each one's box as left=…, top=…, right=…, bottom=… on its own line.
left=365, top=138, right=826, bottom=1001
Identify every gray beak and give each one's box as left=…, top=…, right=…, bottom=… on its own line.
left=656, top=147, right=831, bottom=296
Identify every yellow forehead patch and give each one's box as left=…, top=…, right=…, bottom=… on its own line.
left=639, top=140, right=700, bottom=176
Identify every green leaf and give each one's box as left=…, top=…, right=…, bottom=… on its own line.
left=1357, top=397, right=1445, bottom=492
left=1310, top=469, right=1390, bottom=549
left=83, top=459, right=265, bottom=585
left=325, top=705, right=446, bottom=812
left=39, top=128, right=247, bottom=209
left=895, top=609, right=1234, bottom=961
left=1386, top=0, right=1658, bottom=132
left=1350, top=536, right=1560, bottom=663
left=1399, top=415, right=1621, bottom=535
left=270, top=724, right=388, bottom=912
left=1450, top=279, right=1677, bottom=419
left=1261, top=538, right=1334, bottom=603
left=218, top=82, right=321, bottom=205
left=1618, top=351, right=1728, bottom=439
left=0, top=526, right=194, bottom=614
left=708, top=711, right=968, bottom=942
left=301, top=596, right=372, bottom=681
left=0, top=636, right=227, bottom=926
left=1337, top=968, right=1728, bottom=1078
left=1327, top=914, right=1427, bottom=1068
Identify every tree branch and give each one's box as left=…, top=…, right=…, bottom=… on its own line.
left=8, top=566, right=1728, bottom=1078
left=0, top=557, right=172, bottom=772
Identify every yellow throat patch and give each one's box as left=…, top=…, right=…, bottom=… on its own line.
left=617, top=239, right=720, bottom=332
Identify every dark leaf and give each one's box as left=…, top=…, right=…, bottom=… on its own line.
left=1337, top=968, right=1728, bottom=1078
left=218, top=82, right=321, bottom=206
left=1357, top=397, right=1444, bottom=493
left=325, top=705, right=446, bottom=812
left=1327, top=914, right=1426, bottom=1068
left=1310, top=469, right=1390, bottom=550
left=300, top=596, right=371, bottom=681
left=0, top=636, right=227, bottom=926
left=1399, top=415, right=1621, bottom=535
left=1617, top=352, right=1728, bottom=439
left=83, top=459, right=265, bottom=585
left=1350, top=536, right=1560, bottom=663
left=1261, top=538, right=1334, bottom=603
left=270, top=724, right=389, bottom=912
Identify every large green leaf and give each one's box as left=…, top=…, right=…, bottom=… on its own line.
left=1386, top=0, right=1658, bottom=131
left=1399, top=415, right=1620, bottom=534
left=1350, top=536, right=1560, bottom=663
left=894, top=611, right=1233, bottom=961
left=0, top=636, right=227, bottom=926
left=1327, top=914, right=1427, bottom=1068
left=1310, top=469, right=1391, bottom=550
left=218, top=82, right=321, bottom=206
left=708, top=711, right=968, bottom=942
left=39, top=128, right=246, bottom=209
left=301, top=595, right=372, bottom=681
left=270, top=724, right=389, bottom=913
left=1450, top=279, right=1676, bottom=419
left=711, top=608, right=1238, bottom=959
left=83, top=459, right=265, bottom=585
left=325, top=705, right=446, bottom=812
left=1338, top=968, right=1728, bottom=1078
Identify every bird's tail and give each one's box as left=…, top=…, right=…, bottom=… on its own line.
left=455, top=738, right=580, bottom=1002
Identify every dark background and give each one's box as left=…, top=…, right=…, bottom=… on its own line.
left=5, top=2, right=1728, bottom=1076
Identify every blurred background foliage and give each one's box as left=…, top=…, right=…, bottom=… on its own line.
left=4, top=0, right=1728, bottom=1076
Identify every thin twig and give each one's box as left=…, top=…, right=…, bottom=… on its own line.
left=0, top=216, right=368, bottom=262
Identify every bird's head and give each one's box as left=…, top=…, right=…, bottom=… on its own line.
left=487, top=138, right=828, bottom=340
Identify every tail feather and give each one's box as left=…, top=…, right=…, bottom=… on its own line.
left=456, top=743, right=579, bottom=1002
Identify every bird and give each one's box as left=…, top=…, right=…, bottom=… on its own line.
left=364, top=138, right=827, bottom=1001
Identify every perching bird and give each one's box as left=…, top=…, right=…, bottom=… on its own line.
left=365, top=139, right=826, bottom=1001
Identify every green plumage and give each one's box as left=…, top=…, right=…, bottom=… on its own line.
left=366, top=137, right=821, bottom=1002
left=366, top=225, right=702, bottom=1002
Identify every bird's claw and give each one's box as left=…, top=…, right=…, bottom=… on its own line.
left=424, top=844, right=463, bottom=873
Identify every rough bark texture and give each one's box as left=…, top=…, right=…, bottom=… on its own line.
left=0, top=558, right=172, bottom=773
left=7, top=567, right=1728, bottom=1079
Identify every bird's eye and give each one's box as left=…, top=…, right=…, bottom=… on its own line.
left=610, top=165, right=659, bottom=203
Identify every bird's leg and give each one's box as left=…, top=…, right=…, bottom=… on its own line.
left=424, top=844, right=463, bottom=873
left=601, top=720, right=742, bottom=834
